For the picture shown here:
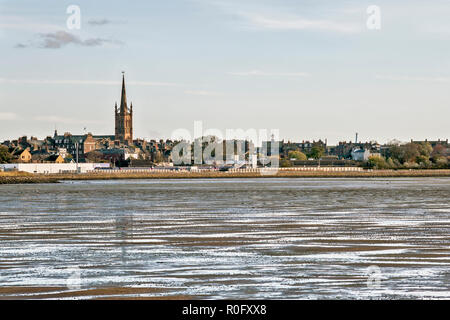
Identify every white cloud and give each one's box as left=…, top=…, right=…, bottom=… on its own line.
left=88, top=19, right=127, bottom=26
left=0, top=112, right=18, bottom=120
left=196, top=1, right=362, bottom=34
left=228, top=70, right=309, bottom=77
left=0, top=15, right=60, bottom=32
left=16, top=31, right=123, bottom=49
left=238, top=12, right=361, bottom=33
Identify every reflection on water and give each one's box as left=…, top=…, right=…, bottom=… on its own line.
left=0, top=178, right=449, bottom=299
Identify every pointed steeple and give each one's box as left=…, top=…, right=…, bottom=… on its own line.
left=120, top=71, right=127, bottom=113
left=115, top=71, right=133, bottom=145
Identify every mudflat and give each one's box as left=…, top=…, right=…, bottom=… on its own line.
left=1, top=178, right=449, bottom=299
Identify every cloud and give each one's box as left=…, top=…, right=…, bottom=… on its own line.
left=0, top=78, right=179, bottom=87
left=0, top=15, right=60, bottom=32
left=376, top=75, right=450, bottom=83
left=87, top=19, right=126, bottom=26
left=238, top=12, right=361, bottom=33
left=228, top=70, right=309, bottom=77
left=0, top=112, right=18, bottom=120
left=196, top=1, right=362, bottom=34
left=16, top=31, right=123, bottom=49
left=88, top=19, right=113, bottom=26
left=184, top=90, right=220, bottom=96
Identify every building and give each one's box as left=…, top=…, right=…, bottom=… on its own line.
left=411, top=139, right=449, bottom=148
left=13, top=148, right=32, bottom=163
left=44, top=154, right=65, bottom=163
left=115, top=73, right=133, bottom=145
left=51, top=132, right=115, bottom=160
left=335, top=141, right=380, bottom=159
left=351, top=148, right=371, bottom=161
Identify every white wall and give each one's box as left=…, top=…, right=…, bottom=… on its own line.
left=0, top=163, right=110, bottom=174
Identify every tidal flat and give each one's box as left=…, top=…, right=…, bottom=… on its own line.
left=0, top=178, right=449, bottom=299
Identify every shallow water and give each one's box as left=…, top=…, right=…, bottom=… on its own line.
left=0, top=178, right=449, bottom=299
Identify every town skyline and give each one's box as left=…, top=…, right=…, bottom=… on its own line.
left=1, top=0, right=450, bottom=144
left=1, top=71, right=448, bottom=146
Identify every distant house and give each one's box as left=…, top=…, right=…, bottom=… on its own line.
left=57, top=148, right=68, bottom=159
left=335, top=141, right=380, bottom=159
left=31, top=150, right=50, bottom=163
left=44, top=154, right=65, bottom=163
left=52, top=131, right=115, bottom=159
left=124, top=147, right=140, bottom=160
left=13, top=148, right=32, bottom=163
left=351, top=148, right=371, bottom=161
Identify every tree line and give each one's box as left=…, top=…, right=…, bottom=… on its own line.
left=368, top=142, right=449, bottom=169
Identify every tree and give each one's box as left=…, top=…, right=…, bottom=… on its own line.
left=85, top=151, right=103, bottom=163
left=431, top=144, right=446, bottom=160
left=416, top=155, right=431, bottom=168
left=367, top=156, right=389, bottom=169
left=390, top=142, right=423, bottom=164
left=403, top=143, right=420, bottom=163
left=153, top=151, right=164, bottom=163
left=0, top=145, right=12, bottom=163
left=435, top=157, right=448, bottom=168
left=386, top=157, right=397, bottom=169
left=288, top=150, right=307, bottom=161
left=280, top=159, right=292, bottom=167
left=389, top=144, right=405, bottom=163
left=308, top=145, right=324, bottom=159
left=417, top=142, right=433, bottom=158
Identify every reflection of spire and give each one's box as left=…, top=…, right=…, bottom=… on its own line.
left=120, top=72, right=127, bottom=113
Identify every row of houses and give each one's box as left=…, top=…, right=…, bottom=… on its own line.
left=1, top=131, right=180, bottom=165
left=2, top=131, right=449, bottom=166
left=263, top=139, right=380, bottom=161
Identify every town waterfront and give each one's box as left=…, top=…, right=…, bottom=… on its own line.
left=0, top=178, right=449, bottom=299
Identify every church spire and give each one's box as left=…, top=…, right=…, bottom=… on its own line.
left=115, top=71, right=133, bottom=145
left=120, top=71, right=127, bottom=113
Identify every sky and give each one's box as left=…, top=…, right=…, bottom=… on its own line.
left=0, top=0, right=449, bottom=145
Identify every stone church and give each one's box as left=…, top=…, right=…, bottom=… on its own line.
left=115, top=73, right=133, bottom=145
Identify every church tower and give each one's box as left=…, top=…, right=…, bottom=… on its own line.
left=115, top=72, right=133, bottom=145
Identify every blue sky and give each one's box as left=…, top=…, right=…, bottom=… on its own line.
left=1, top=0, right=449, bottom=144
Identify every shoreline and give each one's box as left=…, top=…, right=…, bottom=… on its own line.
left=1, top=169, right=450, bottom=184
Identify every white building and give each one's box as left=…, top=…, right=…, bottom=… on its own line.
left=351, top=148, right=371, bottom=161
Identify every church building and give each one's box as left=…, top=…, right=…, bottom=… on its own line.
left=115, top=73, right=133, bottom=145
